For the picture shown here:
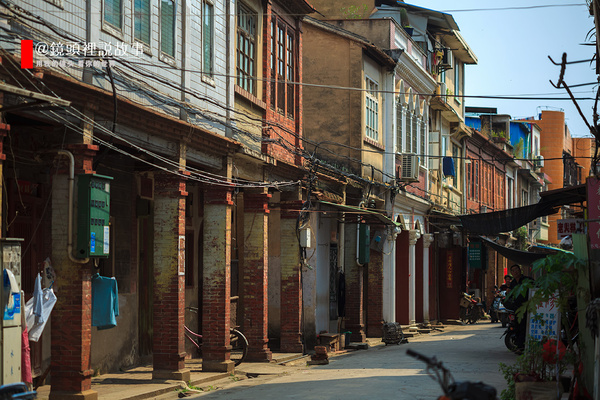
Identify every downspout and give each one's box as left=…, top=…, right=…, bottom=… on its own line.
left=57, top=150, right=89, bottom=264
left=356, top=201, right=366, bottom=267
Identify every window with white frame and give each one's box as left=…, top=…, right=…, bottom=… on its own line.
left=237, top=2, right=257, bottom=94
left=454, top=61, right=461, bottom=102
left=405, top=109, right=412, bottom=152
left=160, top=0, right=176, bottom=57
left=134, top=0, right=150, bottom=44
left=365, top=77, right=379, bottom=141
left=420, top=118, right=426, bottom=166
left=411, top=113, right=418, bottom=155
left=104, top=0, right=123, bottom=30
left=396, top=101, right=404, bottom=153
left=521, top=189, right=528, bottom=207
left=507, top=176, right=514, bottom=208
left=202, top=0, right=214, bottom=76
left=270, top=15, right=296, bottom=118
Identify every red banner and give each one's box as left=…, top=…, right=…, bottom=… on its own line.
left=446, top=252, right=453, bottom=288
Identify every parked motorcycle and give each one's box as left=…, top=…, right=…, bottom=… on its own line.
left=407, top=349, right=497, bottom=400
left=501, top=309, right=520, bottom=353
left=459, top=292, right=484, bottom=324
left=489, top=289, right=509, bottom=326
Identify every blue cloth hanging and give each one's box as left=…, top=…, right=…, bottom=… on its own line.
left=443, top=156, right=456, bottom=177
left=92, top=274, right=119, bottom=330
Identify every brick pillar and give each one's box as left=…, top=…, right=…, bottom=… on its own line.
left=151, top=171, right=190, bottom=381
left=0, top=123, right=8, bottom=228
left=279, top=201, right=303, bottom=353
left=366, top=249, right=383, bottom=337
left=67, top=143, right=99, bottom=174
left=49, top=148, right=98, bottom=400
left=242, top=190, right=273, bottom=361
left=344, top=223, right=366, bottom=343
left=202, top=187, right=235, bottom=373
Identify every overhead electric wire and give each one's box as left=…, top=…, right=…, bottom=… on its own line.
left=437, top=3, right=587, bottom=13
left=3, top=0, right=596, bottom=197
left=9, top=2, right=588, bottom=17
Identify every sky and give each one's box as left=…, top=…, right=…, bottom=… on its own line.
left=407, top=1, right=597, bottom=138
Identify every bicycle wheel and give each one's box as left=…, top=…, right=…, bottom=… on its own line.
left=459, top=307, right=467, bottom=323
left=230, top=329, right=248, bottom=366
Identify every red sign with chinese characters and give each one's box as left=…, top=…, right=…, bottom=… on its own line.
left=446, top=252, right=453, bottom=288
left=557, top=219, right=585, bottom=238
left=588, top=178, right=600, bottom=249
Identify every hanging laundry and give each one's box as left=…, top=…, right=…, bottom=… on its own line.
left=91, top=274, right=119, bottom=330
left=21, top=325, right=32, bottom=388
left=25, top=285, right=56, bottom=342
left=42, top=258, right=55, bottom=290
left=442, top=156, right=456, bottom=177
left=32, top=273, right=43, bottom=324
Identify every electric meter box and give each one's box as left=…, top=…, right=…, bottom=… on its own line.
left=76, top=174, right=112, bottom=258
left=0, top=238, right=23, bottom=384
left=358, top=223, right=370, bottom=264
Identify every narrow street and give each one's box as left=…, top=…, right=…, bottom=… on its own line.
left=173, top=323, right=517, bottom=399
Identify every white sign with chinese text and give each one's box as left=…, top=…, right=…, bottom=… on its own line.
left=526, top=289, right=560, bottom=342
left=557, top=219, right=585, bottom=238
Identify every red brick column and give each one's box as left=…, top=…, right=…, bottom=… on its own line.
left=0, top=124, right=8, bottom=230
left=344, top=223, right=366, bottom=342
left=366, top=249, right=383, bottom=337
left=67, top=143, right=99, bottom=174
left=242, top=190, right=273, bottom=361
left=202, top=186, right=235, bottom=372
left=49, top=148, right=98, bottom=400
left=151, top=171, right=190, bottom=381
left=279, top=201, right=303, bottom=353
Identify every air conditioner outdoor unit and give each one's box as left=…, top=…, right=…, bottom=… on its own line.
left=399, top=153, right=419, bottom=182
left=438, top=48, right=453, bottom=70
left=534, top=155, right=544, bottom=171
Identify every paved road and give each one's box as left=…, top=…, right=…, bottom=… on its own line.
left=174, top=322, right=517, bottom=399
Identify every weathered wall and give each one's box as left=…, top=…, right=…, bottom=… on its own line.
left=303, top=22, right=364, bottom=175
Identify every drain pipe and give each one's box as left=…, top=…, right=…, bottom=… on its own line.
left=57, top=150, right=89, bottom=264
left=356, top=201, right=365, bottom=266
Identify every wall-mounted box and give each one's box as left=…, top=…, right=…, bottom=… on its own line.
left=299, top=228, right=311, bottom=248
left=76, top=174, right=112, bottom=258
left=358, top=223, right=370, bottom=264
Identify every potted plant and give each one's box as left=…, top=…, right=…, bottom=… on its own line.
left=499, top=252, right=587, bottom=400
left=491, top=130, right=508, bottom=143
left=399, top=8, right=413, bottom=35
left=499, top=338, right=574, bottom=400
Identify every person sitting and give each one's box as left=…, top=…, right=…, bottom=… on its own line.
left=507, top=264, right=534, bottom=352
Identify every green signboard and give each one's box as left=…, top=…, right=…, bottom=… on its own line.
left=76, top=174, right=112, bottom=258
left=468, top=241, right=483, bottom=269
left=358, top=223, right=370, bottom=265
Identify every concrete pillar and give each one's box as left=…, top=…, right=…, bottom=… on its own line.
left=279, top=200, right=303, bottom=353
left=344, top=223, right=365, bottom=342
left=49, top=145, right=99, bottom=400
left=382, top=227, right=396, bottom=323
left=408, top=229, right=421, bottom=325
left=422, top=234, right=434, bottom=323
left=151, top=171, right=190, bottom=381
left=202, top=186, right=235, bottom=373
left=242, top=189, right=272, bottom=361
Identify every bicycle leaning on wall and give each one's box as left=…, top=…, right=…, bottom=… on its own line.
left=184, top=307, right=249, bottom=366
